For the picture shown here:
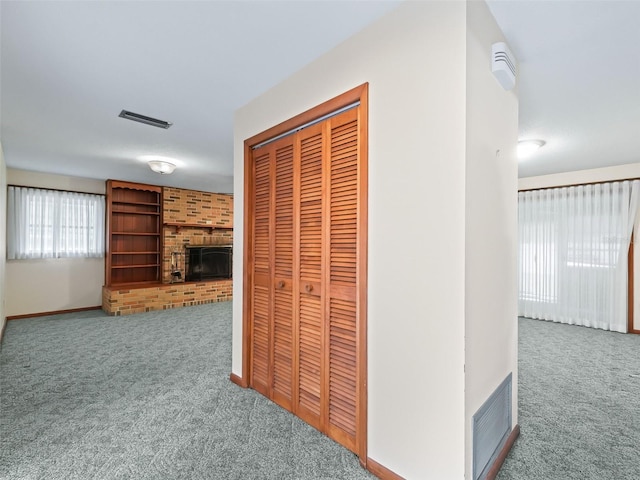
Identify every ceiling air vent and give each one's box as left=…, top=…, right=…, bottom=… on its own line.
left=491, top=42, right=517, bottom=91
left=118, top=110, right=172, bottom=129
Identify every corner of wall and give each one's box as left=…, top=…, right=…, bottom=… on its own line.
left=0, top=143, right=8, bottom=340
left=464, top=0, right=519, bottom=478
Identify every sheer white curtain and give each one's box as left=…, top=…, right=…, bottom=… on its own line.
left=518, top=180, right=640, bottom=333
left=7, top=186, right=105, bottom=259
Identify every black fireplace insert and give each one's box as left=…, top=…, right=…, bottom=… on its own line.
left=185, top=246, right=232, bottom=281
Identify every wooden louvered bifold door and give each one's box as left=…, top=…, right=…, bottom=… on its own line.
left=272, top=141, right=295, bottom=410
left=325, top=108, right=360, bottom=451
left=250, top=136, right=296, bottom=409
left=295, top=122, right=325, bottom=431
left=247, top=94, right=365, bottom=457
left=250, top=147, right=272, bottom=398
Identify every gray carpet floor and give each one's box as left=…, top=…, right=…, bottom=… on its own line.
left=497, top=317, right=640, bottom=480
left=0, top=302, right=375, bottom=480
left=3, top=307, right=640, bottom=479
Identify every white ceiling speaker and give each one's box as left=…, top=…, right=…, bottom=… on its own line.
left=491, top=42, right=517, bottom=91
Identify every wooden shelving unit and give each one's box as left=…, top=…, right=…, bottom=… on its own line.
left=163, top=222, right=233, bottom=234
left=106, top=180, right=163, bottom=286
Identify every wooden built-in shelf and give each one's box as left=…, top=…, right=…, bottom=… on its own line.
left=111, top=264, right=161, bottom=269
left=112, top=200, right=160, bottom=207
left=106, top=180, right=162, bottom=287
left=112, top=232, right=161, bottom=236
left=105, top=281, right=163, bottom=288
left=164, top=222, right=233, bottom=234
left=112, top=210, right=161, bottom=216
left=112, top=251, right=160, bottom=255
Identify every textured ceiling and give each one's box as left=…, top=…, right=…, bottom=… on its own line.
left=487, top=0, right=640, bottom=177
left=0, top=1, right=401, bottom=192
left=2, top=1, right=639, bottom=192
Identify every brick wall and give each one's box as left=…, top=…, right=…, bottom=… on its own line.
left=162, top=187, right=233, bottom=283
left=102, top=280, right=233, bottom=316
left=163, top=187, right=232, bottom=225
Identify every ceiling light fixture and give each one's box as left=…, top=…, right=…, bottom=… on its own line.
left=148, top=160, right=176, bottom=175
left=119, top=110, right=172, bottom=129
left=517, top=139, right=545, bottom=159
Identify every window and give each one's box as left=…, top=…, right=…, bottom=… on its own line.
left=7, top=186, right=105, bottom=259
left=518, top=180, right=640, bottom=332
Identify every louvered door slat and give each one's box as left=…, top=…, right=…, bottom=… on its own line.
left=298, top=294, right=322, bottom=420
left=327, top=110, right=359, bottom=451
left=251, top=286, right=270, bottom=395
left=328, top=297, right=357, bottom=442
left=296, top=125, right=324, bottom=426
left=273, top=291, right=292, bottom=404
left=251, top=149, right=272, bottom=395
left=253, top=152, right=271, bottom=278
left=299, top=131, right=323, bottom=283
left=273, top=141, right=294, bottom=407
left=329, top=116, right=358, bottom=287
left=250, top=150, right=272, bottom=396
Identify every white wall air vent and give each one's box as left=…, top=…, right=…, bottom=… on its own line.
left=473, top=373, right=512, bottom=480
left=491, top=42, right=517, bottom=91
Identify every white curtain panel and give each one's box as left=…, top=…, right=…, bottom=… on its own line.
left=518, top=180, right=640, bottom=333
left=7, top=186, right=105, bottom=260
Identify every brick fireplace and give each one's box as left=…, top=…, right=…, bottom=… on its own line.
left=102, top=186, right=233, bottom=316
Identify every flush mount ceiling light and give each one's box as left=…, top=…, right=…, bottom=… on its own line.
left=119, top=110, right=172, bottom=129
left=148, top=160, right=176, bottom=175
left=517, top=139, right=546, bottom=159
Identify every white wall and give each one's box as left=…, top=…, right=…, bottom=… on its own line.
left=5, top=169, right=105, bottom=317
left=519, top=162, right=640, bottom=331
left=464, top=2, right=519, bottom=477
left=0, top=145, right=7, bottom=337
left=234, top=2, right=470, bottom=478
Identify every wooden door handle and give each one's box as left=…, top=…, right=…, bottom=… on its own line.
left=277, top=281, right=285, bottom=289
left=305, top=284, right=313, bottom=293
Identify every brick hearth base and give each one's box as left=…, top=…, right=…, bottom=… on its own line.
left=102, top=280, right=233, bottom=316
